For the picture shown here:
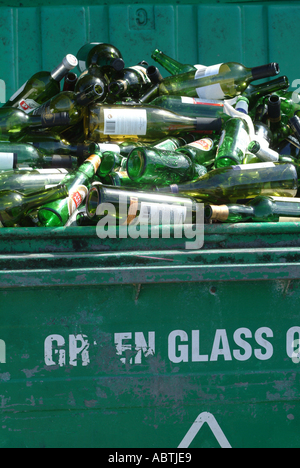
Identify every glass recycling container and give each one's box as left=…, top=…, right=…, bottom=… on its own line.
left=0, top=0, right=300, bottom=449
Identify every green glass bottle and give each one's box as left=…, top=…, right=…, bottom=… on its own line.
left=98, top=151, right=126, bottom=177
left=205, top=195, right=300, bottom=223
left=74, top=65, right=108, bottom=98
left=151, top=48, right=205, bottom=75
left=139, top=94, right=226, bottom=118
left=156, top=163, right=298, bottom=203
left=174, top=136, right=218, bottom=168
left=126, top=146, right=207, bottom=185
left=85, top=103, right=222, bottom=142
left=0, top=106, right=71, bottom=141
left=0, top=141, right=77, bottom=170
left=214, top=98, right=251, bottom=168
left=86, top=43, right=125, bottom=81
left=0, top=184, right=68, bottom=227
left=108, top=65, right=152, bottom=101
left=76, top=42, right=102, bottom=73
left=38, top=153, right=101, bottom=227
left=0, top=168, right=70, bottom=192
left=243, top=75, right=289, bottom=111
left=99, top=171, right=152, bottom=188
left=62, top=72, right=78, bottom=92
left=86, top=184, right=199, bottom=225
left=247, top=140, right=279, bottom=162
left=143, top=61, right=279, bottom=100
left=32, top=84, right=105, bottom=131
left=267, top=94, right=290, bottom=145
left=4, top=55, right=78, bottom=113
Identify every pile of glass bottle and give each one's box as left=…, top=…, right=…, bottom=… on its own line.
left=1, top=41, right=300, bottom=229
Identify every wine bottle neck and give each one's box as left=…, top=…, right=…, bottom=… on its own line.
left=251, top=63, right=280, bottom=81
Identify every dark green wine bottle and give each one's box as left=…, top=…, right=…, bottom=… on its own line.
left=0, top=184, right=68, bottom=227
left=126, top=146, right=207, bottom=185
left=151, top=48, right=204, bottom=75
left=74, top=65, right=108, bottom=98
left=156, top=163, right=298, bottom=203
left=205, top=195, right=300, bottom=223
left=108, top=65, right=152, bottom=101
left=0, top=107, right=71, bottom=142
left=38, top=153, right=101, bottom=227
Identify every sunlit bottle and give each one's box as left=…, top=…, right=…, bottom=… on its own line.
left=38, top=154, right=101, bottom=227
left=85, top=103, right=222, bottom=142
left=86, top=43, right=125, bottom=78
left=0, top=168, right=70, bottom=192
left=205, top=195, right=300, bottom=223
left=214, top=97, right=251, bottom=168
left=86, top=184, right=199, bottom=225
left=4, top=54, right=78, bottom=113
left=174, top=136, right=218, bottom=168
left=156, top=163, right=298, bottom=203
left=151, top=48, right=206, bottom=75
left=126, top=146, right=207, bottom=185
left=141, top=61, right=280, bottom=101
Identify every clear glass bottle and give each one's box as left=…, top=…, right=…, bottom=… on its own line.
left=156, top=162, right=298, bottom=203
left=85, top=103, right=222, bottom=142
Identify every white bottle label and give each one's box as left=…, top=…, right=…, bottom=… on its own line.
left=269, top=196, right=300, bottom=202
left=9, top=81, right=27, bottom=101
left=232, top=162, right=275, bottom=170
left=17, top=98, right=40, bottom=114
left=35, top=168, right=68, bottom=174
left=138, top=202, right=187, bottom=225
left=0, top=152, right=14, bottom=169
left=97, top=143, right=120, bottom=154
left=104, top=109, right=147, bottom=135
left=194, top=63, right=225, bottom=100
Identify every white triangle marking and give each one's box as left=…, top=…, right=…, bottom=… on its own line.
left=178, top=412, right=232, bottom=448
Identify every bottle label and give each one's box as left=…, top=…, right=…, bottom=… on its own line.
left=194, top=63, right=226, bottom=100
left=181, top=96, right=224, bottom=107
left=85, top=154, right=101, bottom=173
left=0, top=152, right=14, bottom=170
left=9, top=81, right=27, bottom=101
left=138, top=202, right=187, bottom=225
left=68, top=185, right=89, bottom=216
left=232, top=162, right=275, bottom=170
left=103, top=109, right=147, bottom=135
left=269, top=196, right=300, bottom=202
left=17, top=98, right=40, bottom=114
left=35, top=168, right=69, bottom=174
left=129, top=66, right=151, bottom=83
left=189, top=138, right=214, bottom=151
